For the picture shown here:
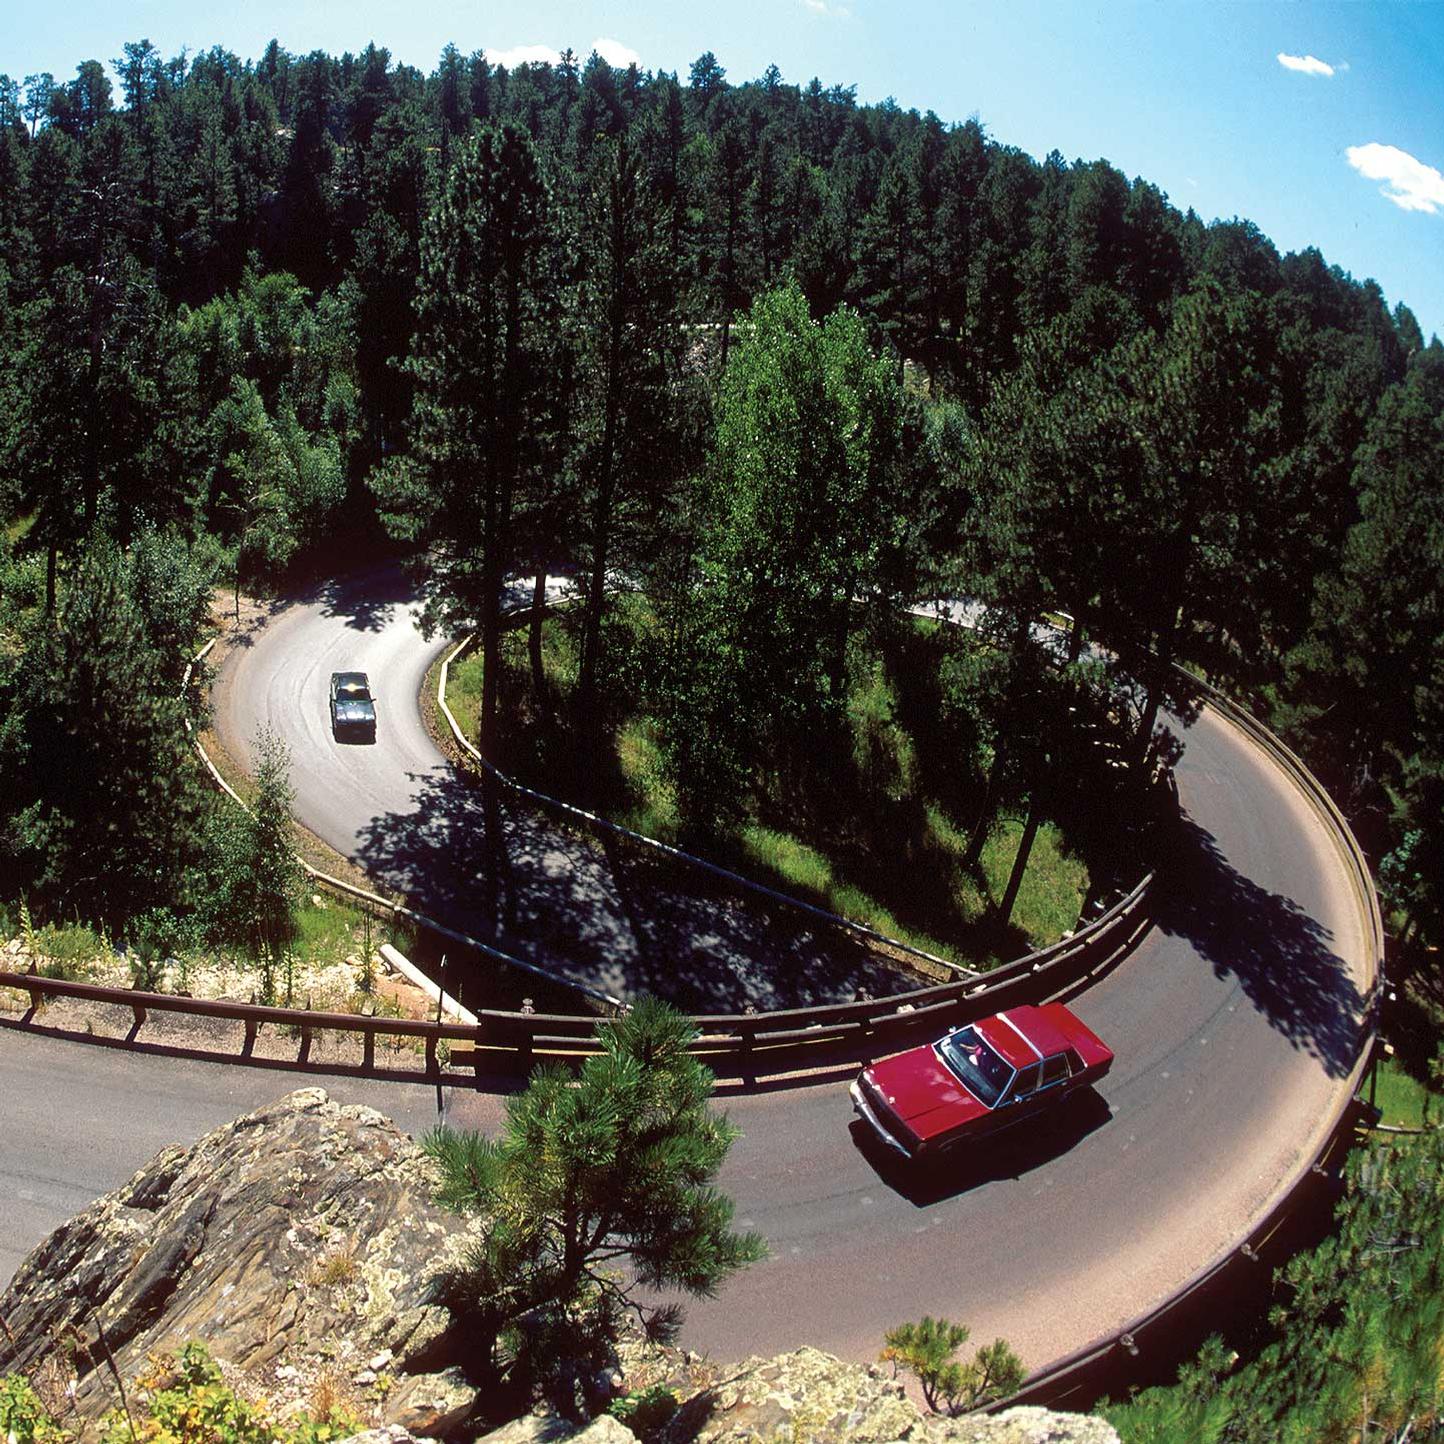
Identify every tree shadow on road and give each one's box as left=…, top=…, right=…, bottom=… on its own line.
left=353, top=768, right=925, bottom=1012
left=316, top=570, right=418, bottom=634
left=1154, top=812, right=1368, bottom=1080
left=852, top=1089, right=1114, bottom=1207
left=215, top=597, right=289, bottom=650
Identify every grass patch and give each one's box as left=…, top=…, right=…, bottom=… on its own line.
left=980, top=817, right=1090, bottom=945
left=1371, top=1058, right=1434, bottom=1130
left=294, top=895, right=364, bottom=966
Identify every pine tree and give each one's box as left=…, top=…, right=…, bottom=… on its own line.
left=240, top=726, right=301, bottom=1002
left=376, top=121, right=550, bottom=758
left=424, top=996, right=765, bottom=1399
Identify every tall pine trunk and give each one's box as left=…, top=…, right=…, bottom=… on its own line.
left=996, top=797, right=1042, bottom=927
left=964, top=739, right=1008, bottom=870
left=529, top=567, right=548, bottom=706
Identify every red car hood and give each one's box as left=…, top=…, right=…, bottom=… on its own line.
left=864, top=1046, right=990, bottom=1142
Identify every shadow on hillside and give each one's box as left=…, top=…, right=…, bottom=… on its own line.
left=353, top=769, right=922, bottom=1012
left=1155, top=812, right=1367, bottom=1079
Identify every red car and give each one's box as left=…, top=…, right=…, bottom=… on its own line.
left=851, top=1003, right=1113, bottom=1159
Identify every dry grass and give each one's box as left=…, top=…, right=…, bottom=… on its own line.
left=306, top=1240, right=360, bottom=1289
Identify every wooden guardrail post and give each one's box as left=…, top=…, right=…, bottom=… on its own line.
left=518, top=998, right=535, bottom=1069
left=739, top=1003, right=758, bottom=1073
left=853, top=990, right=873, bottom=1046
left=362, top=1023, right=375, bottom=1072
left=241, top=1019, right=258, bottom=1057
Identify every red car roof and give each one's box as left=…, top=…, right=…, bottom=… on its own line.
left=975, top=1004, right=1095, bottom=1067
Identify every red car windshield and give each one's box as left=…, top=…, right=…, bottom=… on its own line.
left=935, top=1026, right=1013, bottom=1108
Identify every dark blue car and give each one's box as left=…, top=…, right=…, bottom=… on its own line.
left=329, top=671, right=377, bottom=742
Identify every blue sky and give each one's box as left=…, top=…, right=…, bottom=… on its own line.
left=5, top=1, right=1442, bottom=340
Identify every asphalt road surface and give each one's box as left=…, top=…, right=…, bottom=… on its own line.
left=210, top=568, right=928, bottom=1010
left=0, top=575, right=1372, bottom=1373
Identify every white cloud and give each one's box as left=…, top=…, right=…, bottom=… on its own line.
left=486, top=43, right=561, bottom=69
left=1277, top=52, right=1335, bottom=77
left=1346, top=142, right=1444, bottom=214
left=801, top=0, right=851, bottom=15
left=591, top=37, right=641, bottom=68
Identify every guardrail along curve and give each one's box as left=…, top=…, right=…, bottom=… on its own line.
left=973, top=665, right=1384, bottom=1414
left=0, top=861, right=1152, bottom=1082
left=9, top=606, right=1164, bottom=1085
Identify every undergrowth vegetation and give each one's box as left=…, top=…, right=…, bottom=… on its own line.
left=1, top=1343, right=354, bottom=1444
left=1103, top=1126, right=1444, bottom=1443
left=447, top=598, right=1095, bottom=967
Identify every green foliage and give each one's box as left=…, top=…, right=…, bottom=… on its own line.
left=881, top=1316, right=1025, bottom=1413
left=0, top=1374, right=67, bottom=1444
left=1103, top=1128, right=1444, bottom=1442
left=128, top=905, right=187, bottom=988
left=1, top=29, right=1438, bottom=1027
left=606, top=1384, right=680, bottom=1438
left=0, top=545, right=209, bottom=929
left=375, top=119, right=552, bottom=756
left=423, top=996, right=765, bottom=1401
left=30, top=919, right=105, bottom=979
left=98, top=1342, right=354, bottom=1444
left=238, top=726, right=301, bottom=1001
left=662, top=280, right=905, bottom=837
left=125, top=530, right=218, bottom=679
left=3, top=1345, right=354, bottom=1444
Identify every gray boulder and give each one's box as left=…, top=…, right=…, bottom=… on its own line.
left=0, top=1089, right=473, bottom=1429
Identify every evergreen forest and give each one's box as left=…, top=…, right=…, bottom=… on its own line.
left=1, top=38, right=1440, bottom=955
left=1, top=33, right=1444, bottom=1442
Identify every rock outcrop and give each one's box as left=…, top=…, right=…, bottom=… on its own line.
left=0, top=1089, right=473, bottom=1431
left=2, top=1091, right=1116, bottom=1444
left=656, top=1347, right=1118, bottom=1444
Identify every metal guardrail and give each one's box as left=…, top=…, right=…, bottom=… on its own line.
left=24, top=599, right=1377, bottom=1399
left=8, top=603, right=1161, bottom=1084
left=972, top=664, right=1385, bottom=1415
left=0, top=866, right=1153, bottom=1081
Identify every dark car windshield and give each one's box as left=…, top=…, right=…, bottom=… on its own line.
left=935, top=1026, right=1013, bottom=1109
left=337, top=679, right=371, bottom=699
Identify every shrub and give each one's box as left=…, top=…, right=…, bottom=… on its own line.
left=99, top=1342, right=354, bottom=1444
left=0, top=1375, right=68, bottom=1444
left=607, top=1384, right=679, bottom=1438
left=880, top=1316, right=1025, bottom=1414
left=33, top=921, right=104, bottom=968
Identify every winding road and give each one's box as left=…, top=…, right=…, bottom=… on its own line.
left=1, top=570, right=1374, bottom=1377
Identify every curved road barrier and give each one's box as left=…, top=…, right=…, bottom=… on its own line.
left=0, top=865, right=1152, bottom=1081
left=969, top=666, right=1384, bottom=1413
left=2, top=587, right=1384, bottom=1393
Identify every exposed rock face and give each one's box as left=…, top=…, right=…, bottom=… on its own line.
left=0, top=1089, right=472, bottom=1430
left=658, top=1347, right=1118, bottom=1444
left=1, top=1093, right=1114, bottom=1444
left=475, top=1420, right=638, bottom=1444
left=926, top=1408, right=1121, bottom=1444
